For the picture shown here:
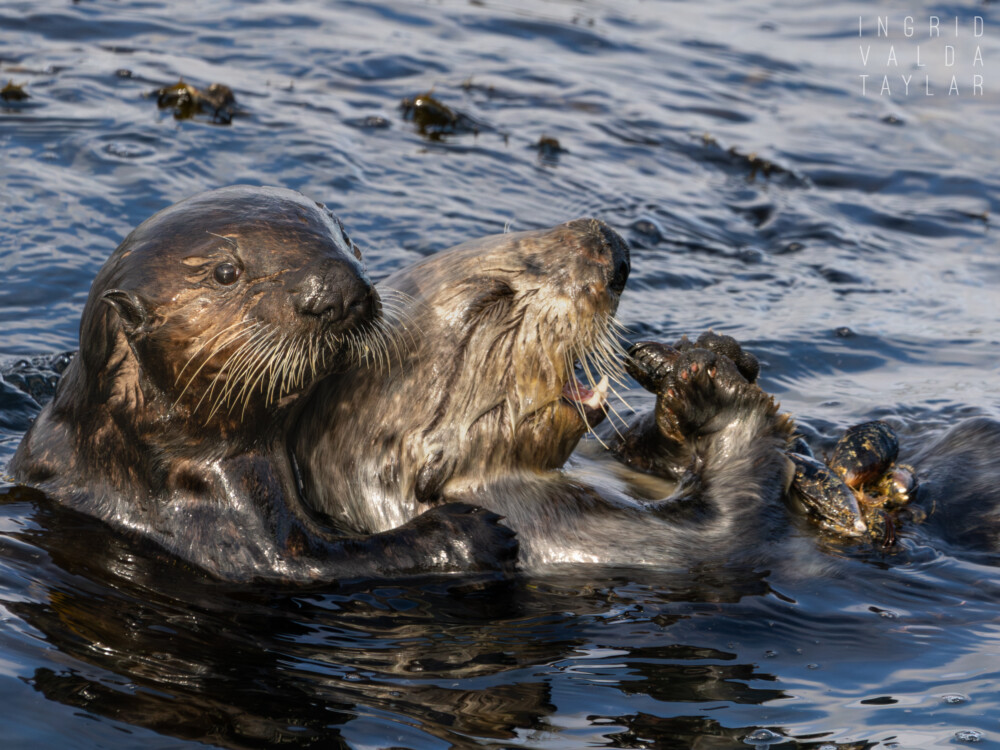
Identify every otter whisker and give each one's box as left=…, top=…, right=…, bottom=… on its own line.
left=173, top=320, right=260, bottom=406
left=287, top=335, right=307, bottom=396
left=564, top=350, right=590, bottom=430
left=372, top=323, right=391, bottom=374
left=586, top=342, right=629, bottom=438
left=175, top=318, right=254, bottom=387
left=380, top=286, right=416, bottom=306
left=270, top=337, right=292, bottom=405
left=599, top=389, right=630, bottom=439
left=227, top=333, right=278, bottom=417
left=605, top=315, right=631, bottom=336
left=231, top=329, right=288, bottom=419
left=246, top=333, right=285, bottom=413
left=378, top=319, right=402, bottom=372
left=279, top=337, right=304, bottom=404
left=232, top=334, right=284, bottom=420
left=311, top=333, right=321, bottom=380
left=364, top=321, right=390, bottom=374
left=593, top=344, right=630, bottom=392
left=296, top=335, right=311, bottom=389
left=384, top=316, right=409, bottom=368
left=288, top=335, right=310, bottom=394
left=373, top=319, right=399, bottom=374
left=210, top=326, right=281, bottom=421
left=206, top=231, right=239, bottom=251
left=341, top=330, right=357, bottom=367
left=271, top=334, right=298, bottom=405
left=573, top=345, right=616, bottom=449
left=379, top=288, right=422, bottom=352
left=199, top=325, right=277, bottom=419
left=577, top=345, right=600, bottom=392
left=175, top=321, right=263, bottom=412
left=354, top=326, right=381, bottom=372
left=378, top=305, right=410, bottom=360
left=229, top=327, right=281, bottom=396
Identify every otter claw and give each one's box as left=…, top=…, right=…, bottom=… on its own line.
left=688, top=331, right=760, bottom=383
left=626, top=341, right=680, bottom=392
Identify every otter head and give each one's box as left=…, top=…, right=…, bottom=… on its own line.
left=302, top=218, right=629, bottom=521
left=78, top=185, right=380, bottom=436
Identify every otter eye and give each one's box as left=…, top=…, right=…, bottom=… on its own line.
left=466, top=279, right=515, bottom=321
left=213, top=262, right=241, bottom=286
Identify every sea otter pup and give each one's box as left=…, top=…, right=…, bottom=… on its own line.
left=294, top=220, right=799, bottom=567
left=9, top=186, right=516, bottom=582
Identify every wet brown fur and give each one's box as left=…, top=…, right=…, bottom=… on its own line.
left=295, top=221, right=800, bottom=568
left=11, top=186, right=517, bottom=581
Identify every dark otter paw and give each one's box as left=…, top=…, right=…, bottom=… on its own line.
left=674, top=331, right=759, bottom=383
left=412, top=502, right=519, bottom=573
left=625, top=341, right=680, bottom=392
left=615, top=335, right=784, bottom=480
left=652, top=347, right=758, bottom=441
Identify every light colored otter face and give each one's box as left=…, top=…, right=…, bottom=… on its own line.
left=373, top=218, right=630, bottom=492
left=83, top=186, right=383, bottom=426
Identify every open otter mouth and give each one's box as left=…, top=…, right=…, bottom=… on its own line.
left=561, top=373, right=610, bottom=428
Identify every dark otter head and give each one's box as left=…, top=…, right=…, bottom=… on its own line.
left=77, top=185, right=380, bottom=430
left=298, top=218, right=629, bottom=529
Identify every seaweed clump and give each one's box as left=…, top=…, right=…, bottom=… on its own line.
left=400, top=91, right=482, bottom=141
left=154, top=80, right=237, bottom=125
left=1, top=80, right=29, bottom=102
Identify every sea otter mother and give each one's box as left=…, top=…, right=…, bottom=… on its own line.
left=9, top=186, right=517, bottom=582
left=294, top=220, right=805, bottom=568
left=295, top=219, right=1000, bottom=567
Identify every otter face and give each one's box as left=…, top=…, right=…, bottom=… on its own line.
left=382, top=218, right=630, bottom=494
left=85, top=185, right=381, bottom=425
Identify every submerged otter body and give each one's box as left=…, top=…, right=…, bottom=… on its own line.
left=295, top=220, right=800, bottom=568
left=294, top=216, right=1000, bottom=568
left=899, top=418, right=1000, bottom=556
left=10, top=186, right=516, bottom=582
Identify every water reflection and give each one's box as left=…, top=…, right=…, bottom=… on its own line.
left=2, top=482, right=836, bottom=747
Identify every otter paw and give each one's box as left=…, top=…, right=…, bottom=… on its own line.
left=413, top=502, right=519, bottom=573
left=674, top=331, right=760, bottom=383
left=653, top=347, right=759, bottom=441
left=626, top=341, right=680, bottom=392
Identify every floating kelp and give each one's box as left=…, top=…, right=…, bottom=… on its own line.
left=1, top=80, right=29, bottom=102
left=400, top=91, right=483, bottom=140
left=154, top=79, right=237, bottom=124
left=536, top=135, right=565, bottom=163
left=698, top=132, right=804, bottom=184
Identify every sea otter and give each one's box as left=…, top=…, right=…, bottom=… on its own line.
left=9, top=186, right=517, bottom=582
left=294, top=220, right=801, bottom=568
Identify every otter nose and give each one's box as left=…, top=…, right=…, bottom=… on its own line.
left=598, top=223, right=631, bottom=294
left=292, top=262, right=380, bottom=329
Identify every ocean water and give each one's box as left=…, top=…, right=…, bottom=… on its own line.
left=1, top=0, right=999, bottom=747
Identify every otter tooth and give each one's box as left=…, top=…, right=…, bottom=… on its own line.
left=582, top=375, right=609, bottom=409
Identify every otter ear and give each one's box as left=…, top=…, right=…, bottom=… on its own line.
left=101, top=289, right=149, bottom=335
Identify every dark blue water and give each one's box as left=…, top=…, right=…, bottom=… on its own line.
left=2, top=1, right=999, bottom=747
